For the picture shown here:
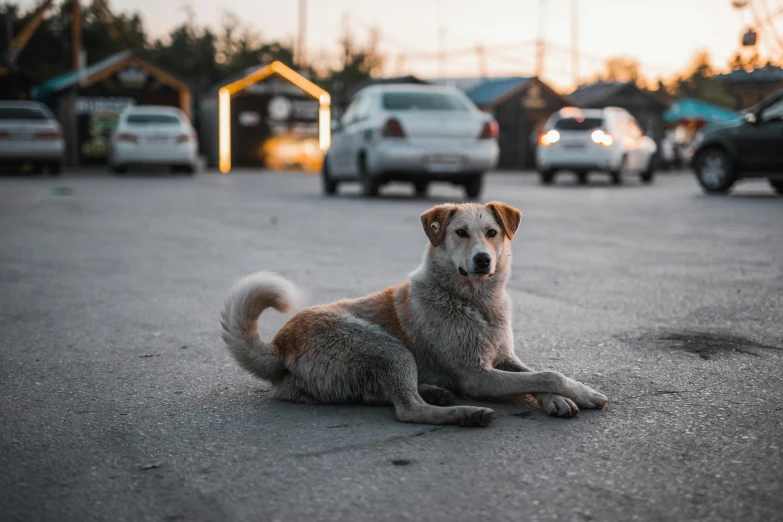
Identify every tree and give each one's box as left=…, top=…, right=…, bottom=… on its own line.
left=672, top=51, right=735, bottom=109
left=593, top=56, right=641, bottom=84
left=326, top=27, right=385, bottom=95
left=728, top=49, right=763, bottom=71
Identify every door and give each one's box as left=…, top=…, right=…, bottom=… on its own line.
left=737, top=96, right=783, bottom=171
left=625, top=115, right=646, bottom=171
left=339, top=92, right=375, bottom=178
left=328, top=97, right=360, bottom=176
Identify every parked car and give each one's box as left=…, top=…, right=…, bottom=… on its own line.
left=692, top=90, right=783, bottom=195
left=0, top=101, right=64, bottom=175
left=536, top=107, right=657, bottom=185
left=107, top=106, right=198, bottom=174
left=322, top=84, right=499, bottom=198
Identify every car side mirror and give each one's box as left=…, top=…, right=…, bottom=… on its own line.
left=743, top=112, right=757, bottom=124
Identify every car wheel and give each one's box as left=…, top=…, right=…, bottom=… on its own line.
left=413, top=181, right=429, bottom=198
left=464, top=175, right=484, bottom=199
left=321, top=155, right=338, bottom=195
left=576, top=171, right=588, bottom=185
left=695, top=148, right=735, bottom=194
left=769, top=179, right=783, bottom=195
left=182, top=165, right=195, bottom=176
left=359, top=155, right=379, bottom=197
left=48, top=163, right=62, bottom=176
left=640, top=165, right=655, bottom=184
left=539, top=170, right=556, bottom=185
left=109, top=164, right=126, bottom=175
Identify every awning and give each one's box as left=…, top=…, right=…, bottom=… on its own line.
left=664, top=98, right=738, bottom=124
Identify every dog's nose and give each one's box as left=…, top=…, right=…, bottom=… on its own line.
left=474, top=253, right=491, bottom=270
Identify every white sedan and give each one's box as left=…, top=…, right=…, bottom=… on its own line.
left=536, top=107, right=657, bottom=185
left=0, top=101, right=64, bottom=175
left=323, top=84, right=500, bottom=198
left=108, top=106, right=198, bottom=174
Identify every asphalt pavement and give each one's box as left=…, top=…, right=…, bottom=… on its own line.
left=1, top=169, right=781, bottom=522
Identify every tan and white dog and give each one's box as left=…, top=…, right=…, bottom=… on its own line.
left=221, top=201, right=608, bottom=427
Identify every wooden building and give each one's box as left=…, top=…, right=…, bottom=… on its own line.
left=716, top=66, right=783, bottom=110
left=32, top=51, right=191, bottom=166
left=198, top=61, right=330, bottom=173
left=463, top=77, right=571, bottom=170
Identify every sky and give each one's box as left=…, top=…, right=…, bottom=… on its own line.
left=19, top=0, right=783, bottom=91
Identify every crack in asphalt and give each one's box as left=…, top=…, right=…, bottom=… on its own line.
left=615, top=385, right=709, bottom=403
left=293, top=428, right=443, bottom=457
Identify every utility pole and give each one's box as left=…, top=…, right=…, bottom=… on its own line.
left=395, top=54, right=406, bottom=75
left=437, top=0, right=447, bottom=78
left=571, top=0, right=579, bottom=89
left=476, top=44, right=487, bottom=78
left=297, top=0, right=307, bottom=69
left=535, top=0, right=547, bottom=78
left=72, top=0, right=82, bottom=71
left=438, top=26, right=447, bottom=77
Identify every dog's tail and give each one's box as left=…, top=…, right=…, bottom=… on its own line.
left=220, top=271, right=299, bottom=381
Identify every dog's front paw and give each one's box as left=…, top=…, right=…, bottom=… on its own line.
left=565, top=378, right=609, bottom=410
left=535, top=393, right=579, bottom=418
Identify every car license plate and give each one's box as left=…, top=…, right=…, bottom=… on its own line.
left=426, top=154, right=464, bottom=173
left=563, top=142, right=585, bottom=149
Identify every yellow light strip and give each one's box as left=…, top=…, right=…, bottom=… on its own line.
left=219, top=61, right=332, bottom=172
left=218, top=87, right=231, bottom=173
left=319, top=102, right=331, bottom=151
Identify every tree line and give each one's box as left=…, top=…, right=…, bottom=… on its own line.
left=1, top=0, right=776, bottom=108
left=1, top=0, right=383, bottom=96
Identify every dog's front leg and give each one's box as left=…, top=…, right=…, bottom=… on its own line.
left=461, top=367, right=608, bottom=411
left=495, top=358, right=580, bottom=417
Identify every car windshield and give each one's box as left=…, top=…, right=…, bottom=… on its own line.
left=126, top=114, right=181, bottom=125
left=382, top=92, right=470, bottom=111
left=0, top=108, right=49, bottom=120
left=554, top=117, right=604, bottom=131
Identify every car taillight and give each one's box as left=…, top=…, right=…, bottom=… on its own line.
left=175, top=133, right=196, bottom=144
left=116, top=132, right=139, bottom=143
left=591, top=129, right=614, bottom=147
left=539, top=130, right=560, bottom=147
left=34, top=130, right=61, bottom=140
left=381, top=118, right=406, bottom=138
left=479, top=121, right=499, bottom=140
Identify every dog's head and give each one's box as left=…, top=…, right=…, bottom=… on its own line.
left=420, top=201, right=522, bottom=279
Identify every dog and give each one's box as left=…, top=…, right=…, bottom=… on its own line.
left=221, top=201, right=608, bottom=427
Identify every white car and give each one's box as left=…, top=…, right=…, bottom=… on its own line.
left=0, top=101, right=64, bottom=175
left=536, top=107, right=657, bottom=185
left=108, top=106, right=198, bottom=174
left=323, top=84, right=500, bottom=198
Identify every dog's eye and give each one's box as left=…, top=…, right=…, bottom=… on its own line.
left=455, top=229, right=468, bottom=238
left=487, top=229, right=498, bottom=238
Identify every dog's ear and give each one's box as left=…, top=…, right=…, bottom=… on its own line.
left=420, top=204, right=457, bottom=247
left=486, top=202, right=522, bottom=240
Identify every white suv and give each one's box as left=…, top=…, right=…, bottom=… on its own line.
left=536, top=107, right=657, bottom=185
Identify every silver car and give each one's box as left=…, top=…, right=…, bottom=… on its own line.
left=0, top=101, right=64, bottom=175
left=323, top=84, right=499, bottom=198
left=107, top=106, right=198, bottom=174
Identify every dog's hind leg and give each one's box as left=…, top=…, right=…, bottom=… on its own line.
left=380, top=346, right=494, bottom=427
left=417, top=384, right=455, bottom=406
left=270, top=376, right=319, bottom=404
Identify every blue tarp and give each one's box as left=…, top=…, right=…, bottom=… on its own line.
left=664, top=98, right=738, bottom=124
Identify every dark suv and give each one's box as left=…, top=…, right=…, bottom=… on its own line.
left=692, top=89, right=783, bottom=195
